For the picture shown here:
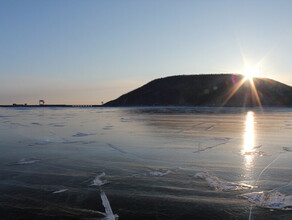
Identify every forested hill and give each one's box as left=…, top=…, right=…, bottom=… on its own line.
left=104, top=74, right=292, bottom=107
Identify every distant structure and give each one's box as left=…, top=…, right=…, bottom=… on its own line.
left=39, top=100, right=45, bottom=105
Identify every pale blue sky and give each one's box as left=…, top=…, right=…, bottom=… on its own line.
left=1, top=0, right=292, bottom=104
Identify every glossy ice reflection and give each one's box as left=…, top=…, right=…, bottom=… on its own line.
left=242, top=111, right=255, bottom=176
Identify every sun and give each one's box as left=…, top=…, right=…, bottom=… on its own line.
left=241, top=65, right=261, bottom=82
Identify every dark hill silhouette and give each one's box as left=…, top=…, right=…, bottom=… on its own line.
left=104, top=74, right=292, bottom=107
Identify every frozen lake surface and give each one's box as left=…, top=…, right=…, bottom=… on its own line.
left=0, top=107, right=292, bottom=219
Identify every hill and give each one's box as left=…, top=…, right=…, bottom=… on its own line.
left=104, top=74, right=292, bottom=107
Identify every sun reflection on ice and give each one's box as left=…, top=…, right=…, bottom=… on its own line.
left=242, top=111, right=255, bottom=176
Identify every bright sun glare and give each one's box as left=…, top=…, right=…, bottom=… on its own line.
left=241, top=65, right=261, bottom=81
left=222, top=61, right=263, bottom=109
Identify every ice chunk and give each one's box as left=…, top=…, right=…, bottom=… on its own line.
left=241, top=191, right=292, bottom=210
left=108, top=144, right=127, bottom=154
left=52, top=189, right=68, bottom=194
left=149, top=170, right=171, bottom=177
left=100, top=190, right=119, bottom=220
left=16, top=158, right=39, bottom=165
left=90, top=172, right=109, bottom=186
left=194, top=172, right=253, bottom=191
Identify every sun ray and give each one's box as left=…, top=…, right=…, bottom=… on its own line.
left=220, top=74, right=263, bottom=109
left=220, top=77, right=247, bottom=107
left=219, top=55, right=265, bottom=108
left=249, top=79, right=263, bottom=110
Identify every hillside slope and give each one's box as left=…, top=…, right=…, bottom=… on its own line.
left=104, top=74, right=292, bottom=107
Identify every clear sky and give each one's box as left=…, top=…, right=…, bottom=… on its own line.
left=1, top=0, right=292, bottom=105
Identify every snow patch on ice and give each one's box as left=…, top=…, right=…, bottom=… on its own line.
left=90, top=172, right=109, bottom=186
left=99, top=190, right=119, bottom=220
left=241, top=191, right=292, bottom=210
left=16, top=158, right=39, bottom=165
left=194, top=171, right=254, bottom=191
left=27, top=139, right=52, bottom=146
left=149, top=170, right=171, bottom=177
left=52, top=189, right=68, bottom=194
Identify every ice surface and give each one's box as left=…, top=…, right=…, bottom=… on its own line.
left=80, top=141, right=96, bottom=145
left=52, top=189, right=68, bottom=194
left=108, top=144, right=127, bottom=154
left=149, top=170, right=171, bottom=177
left=27, top=139, right=52, bottom=146
left=48, top=123, right=65, bottom=127
left=242, top=150, right=267, bottom=156
left=253, top=144, right=262, bottom=149
left=10, top=122, right=27, bottom=127
left=193, top=142, right=227, bottom=153
left=62, top=140, right=96, bottom=145
left=205, top=125, right=215, bottom=131
left=53, top=124, right=65, bottom=127
left=72, top=132, right=95, bottom=137
left=241, top=144, right=267, bottom=156
left=62, top=141, right=81, bottom=144
left=100, top=190, right=119, bottom=220
left=194, top=172, right=254, bottom=191
left=2, top=107, right=292, bottom=219
left=120, top=118, right=131, bottom=122
left=31, top=122, right=41, bottom=125
left=241, top=191, right=292, bottom=210
left=90, top=172, right=109, bottom=186
left=15, top=158, right=39, bottom=165
left=283, top=147, right=292, bottom=152
left=211, top=137, right=232, bottom=142
left=103, top=125, right=113, bottom=130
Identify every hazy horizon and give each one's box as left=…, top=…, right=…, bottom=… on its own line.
left=0, top=73, right=289, bottom=106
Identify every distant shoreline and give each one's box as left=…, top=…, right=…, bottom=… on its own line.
left=0, top=105, right=103, bottom=108
left=0, top=105, right=291, bottom=108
